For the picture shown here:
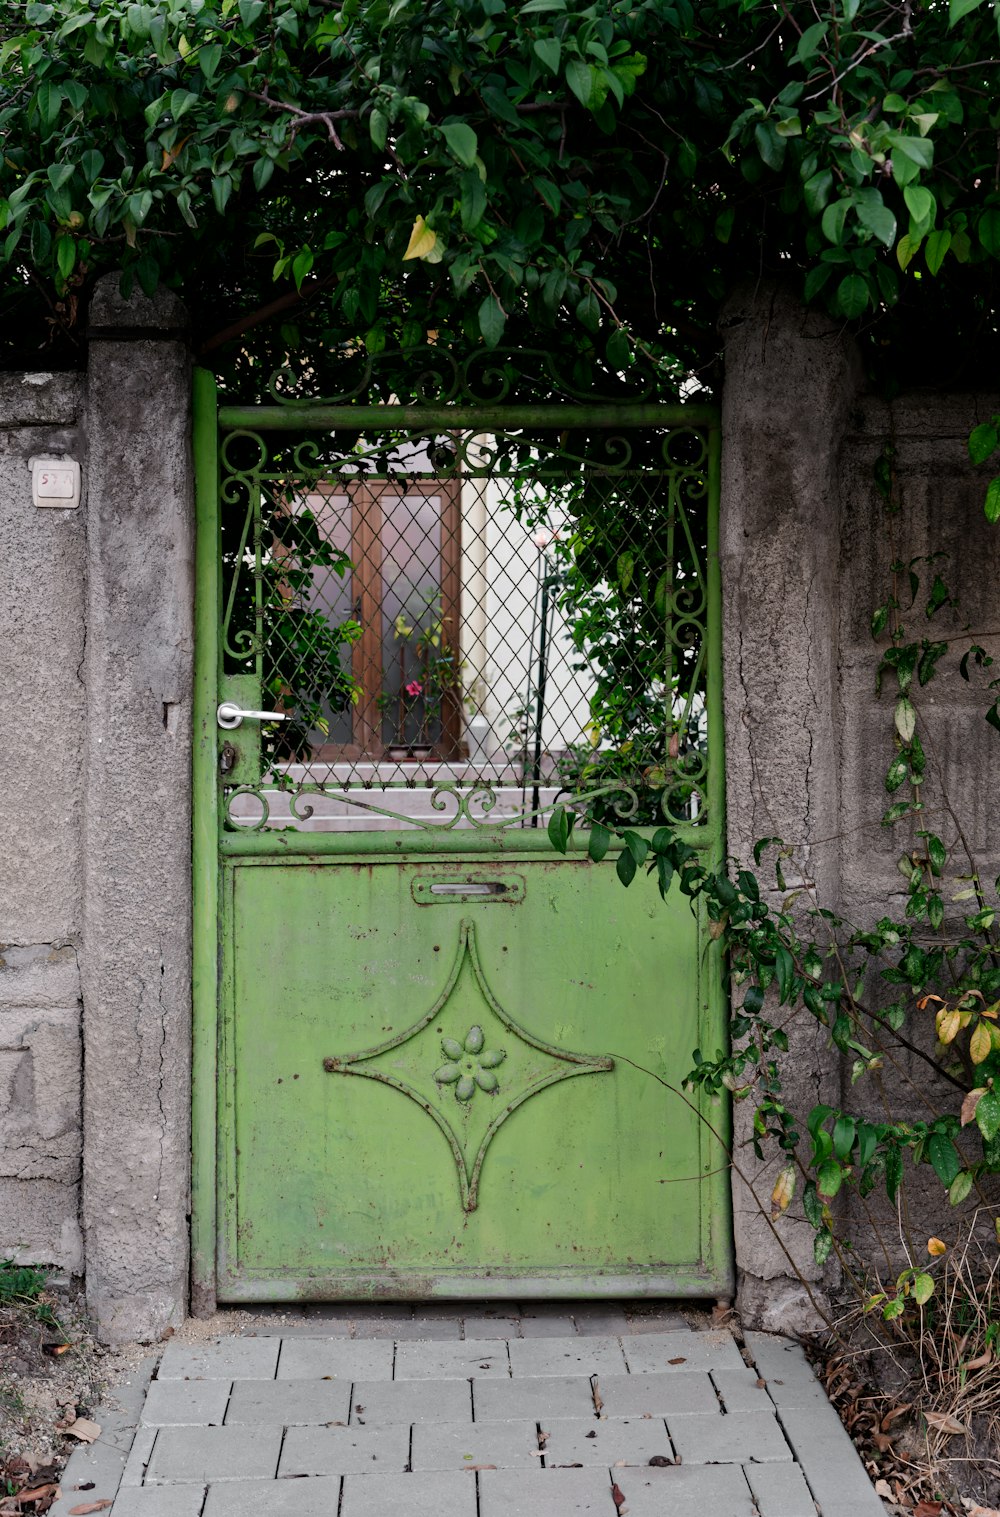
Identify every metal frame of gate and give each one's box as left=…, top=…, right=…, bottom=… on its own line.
left=190, top=363, right=730, bottom=1308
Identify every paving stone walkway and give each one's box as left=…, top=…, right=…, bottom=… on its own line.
left=60, top=1305, right=885, bottom=1517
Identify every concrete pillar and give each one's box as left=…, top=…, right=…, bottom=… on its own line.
left=82, top=275, right=194, bottom=1341
left=719, top=282, right=862, bottom=1331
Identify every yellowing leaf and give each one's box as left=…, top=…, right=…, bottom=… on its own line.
left=161, top=134, right=191, bottom=171
left=961, top=1087, right=986, bottom=1125
left=927, top=1236, right=947, bottom=1257
left=937, top=1007, right=962, bottom=1045
left=403, top=215, right=438, bottom=261
left=971, top=1021, right=992, bottom=1064
left=771, top=1163, right=796, bottom=1220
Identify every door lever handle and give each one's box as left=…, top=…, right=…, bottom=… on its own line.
left=217, top=702, right=289, bottom=730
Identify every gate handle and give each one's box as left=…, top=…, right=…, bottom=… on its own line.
left=217, top=702, right=289, bottom=730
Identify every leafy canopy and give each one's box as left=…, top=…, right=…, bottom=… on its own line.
left=1, top=0, right=998, bottom=388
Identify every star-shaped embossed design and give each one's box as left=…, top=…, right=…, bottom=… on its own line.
left=322, top=917, right=614, bottom=1211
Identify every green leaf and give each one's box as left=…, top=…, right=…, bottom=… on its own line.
left=912, top=1272, right=935, bottom=1305
left=547, top=805, right=571, bottom=853
left=837, top=273, right=869, bottom=319
left=478, top=294, right=505, bottom=349
left=532, top=37, right=561, bottom=74
left=588, top=823, right=611, bottom=863
left=833, top=1115, right=856, bottom=1160
left=925, top=228, right=951, bottom=275
left=754, top=121, right=785, bottom=172
left=565, top=59, right=595, bottom=109
left=46, top=162, right=74, bottom=192
left=817, top=1159, right=843, bottom=1198
left=949, top=1169, right=974, bottom=1205
left=821, top=197, right=850, bottom=244
left=370, top=108, right=388, bottom=151
left=796, top=21, right=828, bottom=64
left=950, top=0, right=985, bottom=21
left=854, top=190, right=896, bottom=247
left=814, top=1228, right=834, bottom=1266
left=55, top=234, right=75, bottom=280
left=927, top=1132, right=961, bottom=1187
left=979, top=208, right=1000, bottom=257
left=975, top=1087, right=1000, bottom=1142
left=211, top=175, right=232, bottom=215
left=904, top=185, right=935, bottom=227
left=803, top=168, right=833, bottom=216
left=775, top=945, right=794, bottom=1004
left=895, top=697, right=917, bottom=742
left=890, top=132, right=934, bottom=170
left=623, top=830, right=650, bottom=866
left=985, top=477, right=1000, bottom=523
left=969, top=422, right=999, bottom=464
left=460, top=170, right=486, bottom=231
left=616, top=848, right=637, bottom=887
left=441, top=121, right=477, bottom=168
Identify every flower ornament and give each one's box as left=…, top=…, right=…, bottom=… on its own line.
left=434, top=1025, right=506, bottom=1102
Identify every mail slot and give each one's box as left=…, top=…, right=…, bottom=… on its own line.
left=411, top=873, right=525, bottom=905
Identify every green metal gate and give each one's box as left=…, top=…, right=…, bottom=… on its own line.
left=191, top=354, right=731, bottom=1304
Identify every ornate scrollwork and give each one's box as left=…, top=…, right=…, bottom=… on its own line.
left=266, top=345, right=662, bottom=409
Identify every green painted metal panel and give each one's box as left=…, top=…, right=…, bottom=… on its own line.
left=192, top=376, right=732, bottom=1303
left=217, top=855, right=731, bottom=1298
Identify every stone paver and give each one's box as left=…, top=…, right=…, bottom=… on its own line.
left=223, top=1377, right=352, bottom=1425
left=746, top=1332, right=885, bottom=1517
left=203, top=1477, right=342, bottom=1515
left=543, top=1414, right=674, bottom=1467
left=622, top=1327, right=747, bottom=1375
left=276, top=1337, right=394, bottom=1380
left=341, top=1470, right=478, bottom=1516
left=744, top=1460, right=819, bottom=1517
left=144, top=1425, right=282, bottom=1483
left=516, top=1311, right=579, bottom=1338
left=105, top=1317, right=883, bottom=1517
left=140, top=1378, right=231, bottom=1426
left=508, top=1334, right=627, bottom=1378
left=479, top=1467, right=615, bottom=1515
left=712, top=1365, right=773, bottom=1413
left=473, top=1372, right=597, bottom=1422
left=349, top=1376, right=472, bottom=1424
left=411, top=1417, right=541, bottom=1471
left=353, top=1314, right=461, bottom=1340
left=617, top=1464, right=757, bottom=1517
left=668, top=1407, right=794, bottom=1464
left=394, top=1338, right=511, bottom=1379
left=278, top=1423, right=410, bottom=1477
left=574, top=1307, right=629, bottom=1336
left=461, top=1311, right=522, bottom=1339
left=156, top=1338, right=280, bottom=1381
left=597, top=1369, right=720, bottom=1418
left=109, top=1490, right=207, bottom=1517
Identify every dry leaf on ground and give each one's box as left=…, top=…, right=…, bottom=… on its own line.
left=68, top=1504, right=114, bottom=1515
left=924, top=1412, right=969, bottom=1436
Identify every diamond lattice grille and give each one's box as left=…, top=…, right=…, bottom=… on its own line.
left=220, top=426, right=711, bottom=833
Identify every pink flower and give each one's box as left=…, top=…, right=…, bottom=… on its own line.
left=404, top=680, right=423, bottom=697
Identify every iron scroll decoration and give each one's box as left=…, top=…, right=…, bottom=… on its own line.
left=218, top=391, right=714, bottom=834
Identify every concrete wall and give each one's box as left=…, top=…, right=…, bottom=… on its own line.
left=0, top=278, right=194, bottom=1341
left=720, top=282, right=1000, bottom=1330
left=0, top=372, right=87, bottom=1272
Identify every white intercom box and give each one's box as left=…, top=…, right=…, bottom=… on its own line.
left=31, top=458, right=81, bottom=509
